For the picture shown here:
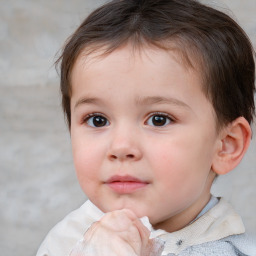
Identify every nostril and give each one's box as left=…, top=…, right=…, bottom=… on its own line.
left=109, top=154, right=134, bottom=160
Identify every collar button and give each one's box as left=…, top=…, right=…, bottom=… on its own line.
left=176, top=239, right=183, bottom=246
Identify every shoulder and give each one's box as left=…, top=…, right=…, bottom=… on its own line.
left=223, top=233, right=256, bottom=256
left=177, top=234, right=256, bottom=256
left=36, top=200, right=103, bottom=256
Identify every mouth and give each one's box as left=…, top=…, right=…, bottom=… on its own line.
left=105, top=175, right=149, bottom=194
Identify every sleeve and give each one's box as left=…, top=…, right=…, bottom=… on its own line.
left=36, top=201, right=96, bottom=256
left=36, top=218, right=86, bottom=256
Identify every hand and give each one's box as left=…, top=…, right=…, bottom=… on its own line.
left=70, top=209, right=151, bottom=256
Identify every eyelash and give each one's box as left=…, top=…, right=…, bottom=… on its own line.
left=82, top=112, right=175, bottom=127
left=145, top=112, right=175, bottom=126
left=83, top=113, right=109, bottom=127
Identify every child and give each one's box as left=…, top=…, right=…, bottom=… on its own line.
left=37, top=0, right=255, bottom=255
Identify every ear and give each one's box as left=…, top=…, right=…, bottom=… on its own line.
left=211, top=117, right=251, bottom=175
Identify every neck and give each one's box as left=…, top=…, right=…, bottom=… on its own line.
left=153, top=170, right=216, bottom=232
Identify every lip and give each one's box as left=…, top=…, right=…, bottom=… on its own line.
left=105, top=175, right=149, bottom=194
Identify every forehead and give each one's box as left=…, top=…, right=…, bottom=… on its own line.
left=70, top=44, right=209, bottom=111
left=72, top=41, right=203, bottom=81
left=71, top=44, right=200, bottom=89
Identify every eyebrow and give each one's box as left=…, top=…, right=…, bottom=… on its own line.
left=74, top=97, right=102, bottom=109
left=135, top=96, right=191, bottom=109
left=74, top=96, right=190, bottom=110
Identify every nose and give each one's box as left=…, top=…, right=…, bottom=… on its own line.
left=107, top=128, right=142, bottom=161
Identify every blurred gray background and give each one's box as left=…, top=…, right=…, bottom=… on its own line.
left=0, top=1, right=255, bottom=255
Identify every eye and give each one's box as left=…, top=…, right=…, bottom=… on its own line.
left=86, top=115, right=109, bottom=127
left=146, top=113, right=172, bottom=127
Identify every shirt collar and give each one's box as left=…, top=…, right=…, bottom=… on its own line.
left=155, top=198, right=245, bottom=254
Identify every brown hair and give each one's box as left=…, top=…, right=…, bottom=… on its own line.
left=57, top=0, right=255, bottom=129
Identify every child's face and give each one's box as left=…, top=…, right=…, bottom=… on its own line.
left=70, top=45, right=220, bottom=231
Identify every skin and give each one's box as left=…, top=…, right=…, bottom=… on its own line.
left=70, top=44, right=222, bottom=234
left=73, top=209, right=151, bottom=256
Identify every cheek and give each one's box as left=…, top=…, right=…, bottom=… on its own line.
left=149, top=147, right=210, bottom=212
left=73, top=149, right=103, bottom=201
left=147, top=135, right=212, bottom=186
left=72, top=138, right=102, bottom=187
left=148, top=144, right=188, bottom=185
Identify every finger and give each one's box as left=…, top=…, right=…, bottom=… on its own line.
left=99, top=209, right=147, bottom=255
left=101, top=209, right=150, bottom=245
left=81, top=219, right=140, bottom=256
left=133, top=218, right=151, bottom=251
left=118, top=210, right=151, bottom=254
left=99, top=209, right=137, bottom=231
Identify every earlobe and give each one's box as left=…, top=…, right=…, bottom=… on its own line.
left=211, top=117, right=251, bottom=175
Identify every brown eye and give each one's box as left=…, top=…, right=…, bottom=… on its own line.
left=153, top=115, right=167, bottom=126
left=146, top=114, right=172, bottom=127
left=87, top=115, right=109, bottom=127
